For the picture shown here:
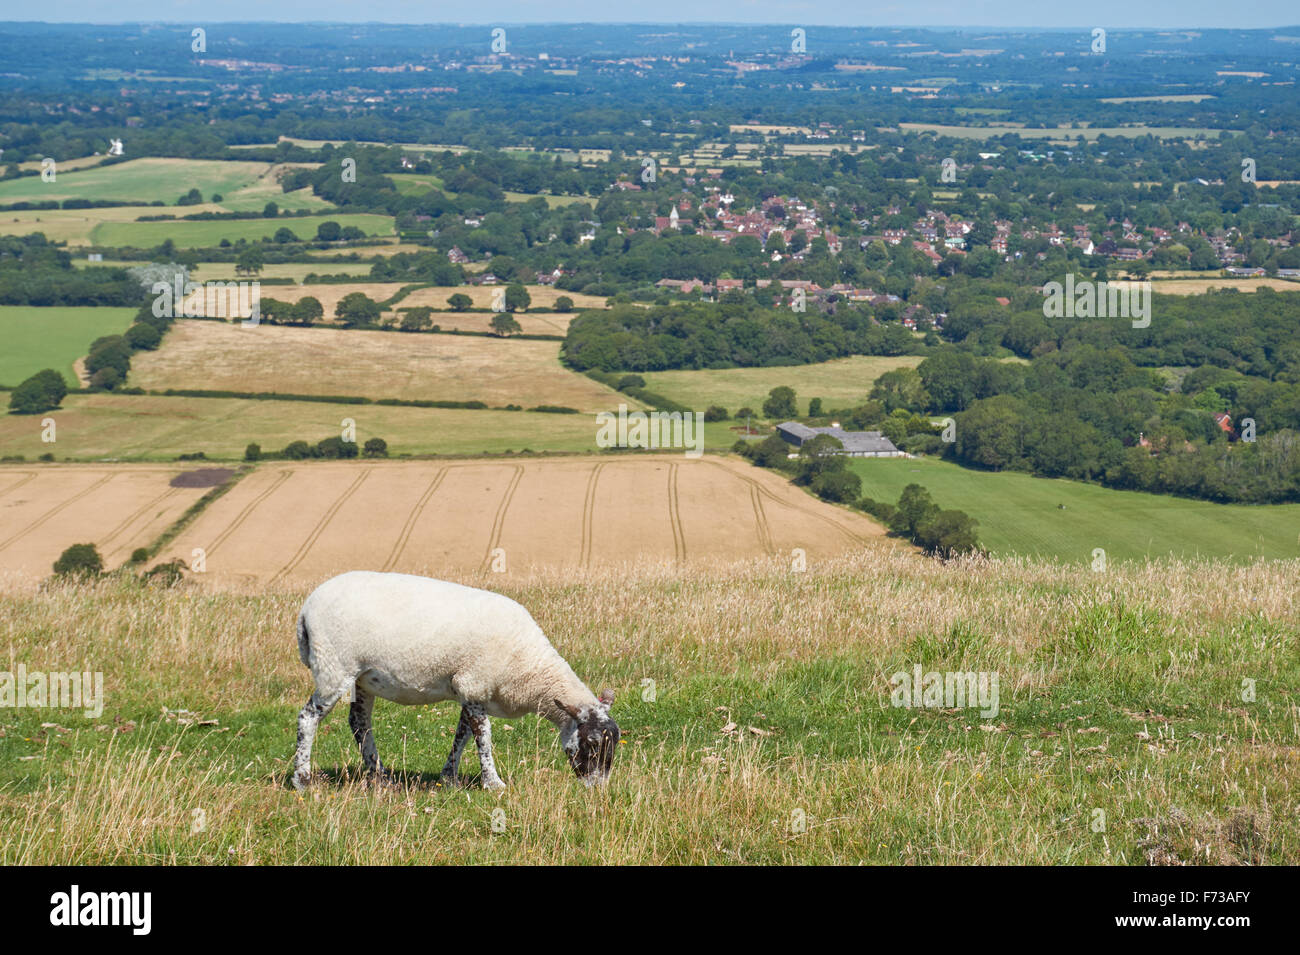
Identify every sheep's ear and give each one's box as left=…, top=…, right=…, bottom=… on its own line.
left=598, top=689, right=615, bottom=708
left=555, top=699, right=582, bottom=720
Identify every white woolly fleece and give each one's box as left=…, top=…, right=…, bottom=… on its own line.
left=297, top=571, right=598, bottom=724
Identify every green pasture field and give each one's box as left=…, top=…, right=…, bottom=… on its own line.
left=641, top=356, right=923, bottom=418
left=850, top=455, right=1300, bottom=564
left=0, top=306, right=136, bottom=387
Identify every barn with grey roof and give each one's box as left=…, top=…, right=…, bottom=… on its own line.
left=776, top=422, right=903, bottom=457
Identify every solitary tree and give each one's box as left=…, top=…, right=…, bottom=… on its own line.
left=490, top=312, right=522, bottom=336
left=8, top=368, right=67, bottom=414
left=400, top=307, right=434, bottom=332
left=762, top=386, right=798, bottom=420
left=335, top=292, right=382, bottom=327
left=293, top=296, right=324, bottom=325
left=235, top=246, right=264, bottom=276
left=504, top=283, right=531, bottom=312
left=53, top=543, right=103, bottom=578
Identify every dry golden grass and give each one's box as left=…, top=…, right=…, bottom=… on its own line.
left=401, top=285, right=609, bottom=311
left=1148, top=278, right=1300, bottom=294
left=128, top=320, right=617, bottom=409
left=0, top=205, right=224, bottom=246
left=407, top=310, right=574, bottom=335
left=240, top=282, right=407, bottom=318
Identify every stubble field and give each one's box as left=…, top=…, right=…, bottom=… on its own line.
left=0, top=465, right=210, bottom=580
left=152, top=455, right=885, bottom=588
left=128, top=320, right=626, bottom=410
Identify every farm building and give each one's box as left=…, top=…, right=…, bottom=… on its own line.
left=776, top=422, right=903, bottom=458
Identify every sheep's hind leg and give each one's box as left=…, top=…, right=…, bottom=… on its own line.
left=293, top=689, right=343, bottom=791
left=439, top=705, right=473, bottom=785
left=348, top=687, right=388, bottom=784
left=465, top=703, right=506, bottom=790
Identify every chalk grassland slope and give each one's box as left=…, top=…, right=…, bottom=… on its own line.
left=0, top=465, right=209, bottom=579
left=641, top=356, right=924, bottom=417
left=851, top=455, right=1300, bottom=563
left=0, top=552, right=1294, bottom=863
left=155, top=456, right=886, bottom=588
left=0, top=306, right=136, bottom=387
left=0, top=395, right=626, bottom=460
left=128, top=320, right=625, bottom=411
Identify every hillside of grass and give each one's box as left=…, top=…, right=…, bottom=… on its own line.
left=0, top=551, right=1293, bottom=864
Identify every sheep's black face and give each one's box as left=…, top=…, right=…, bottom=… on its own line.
left=557, top=690, right=619, bottom=785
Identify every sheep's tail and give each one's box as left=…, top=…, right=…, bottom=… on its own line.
left=296, top=613, right=314, bottom=669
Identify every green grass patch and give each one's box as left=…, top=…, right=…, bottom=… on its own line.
left=0, top=158, right=272, bottom=206
left=640, top=355, right=922, bottom=418
left=851, top=455, right=1300, bottom=563
left=0, top=305, right=136, bottom=387
left=90, top=214, right=394, bottom=249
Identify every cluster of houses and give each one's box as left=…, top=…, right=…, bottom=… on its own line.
left=608, top=174, right=1299, bottom=274
left=637, top=191, right=845, bottom=263
left=650, top=277, right=937, bottom=327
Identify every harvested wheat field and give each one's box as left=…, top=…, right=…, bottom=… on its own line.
left=156, top=456, right=888, bottom=588
left=401, top=310, right=575, bottom=335
left=0, top=465, right=212, bottom=581
left=181, top=282, right=408, bottom=319
left=129, top=320, right=623, bottom=409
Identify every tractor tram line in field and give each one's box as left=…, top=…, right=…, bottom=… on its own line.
left=0, top=472, right=115, bottom=555
left=382, top=466, right=447, bottom=572
left=99, top=455, right=888, bottom=588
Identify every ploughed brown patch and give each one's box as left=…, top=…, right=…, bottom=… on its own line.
left=171, top=467, right=235, bottom=489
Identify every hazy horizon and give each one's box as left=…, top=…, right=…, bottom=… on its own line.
left=2, top=2, right=1298, bottom=30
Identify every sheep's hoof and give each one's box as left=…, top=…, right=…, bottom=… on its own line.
left=482, top=778, right=507, bottom=792
left=291, top=770, right=312, bottom=792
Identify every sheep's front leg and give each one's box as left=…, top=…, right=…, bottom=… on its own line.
left=348, top=687, right=386, bottom=781
left=293, top=691, right=341, bottom=791
left=439, top=706, right=473, bottom=783
left=465, top=703, right=506, bottom=790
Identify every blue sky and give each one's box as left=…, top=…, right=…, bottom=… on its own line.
left=5, top=2, right=1297, bottom=29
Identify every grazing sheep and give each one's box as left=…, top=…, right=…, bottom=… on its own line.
left=292, top=571, right=619, bottom=791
